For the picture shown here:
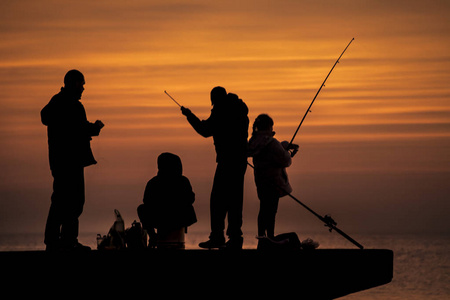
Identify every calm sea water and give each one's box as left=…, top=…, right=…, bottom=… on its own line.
left=0, top=231, right=448, bottom=300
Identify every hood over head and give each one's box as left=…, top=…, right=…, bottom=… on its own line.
left=157, top=152, right=182, bottom=177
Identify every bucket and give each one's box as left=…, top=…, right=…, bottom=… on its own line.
left=157, top=227, right=185, bottom=249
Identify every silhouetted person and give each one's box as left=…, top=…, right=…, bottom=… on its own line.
left=41, top=69, right=104, bottom=251
left=137, top=152, right=197, bottom=249
left=248, top=114, right=295, bottom=239
left=181, top=87, right=249, bottom=249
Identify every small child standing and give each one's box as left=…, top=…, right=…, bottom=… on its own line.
left=248, top=114, right=297, bottom=239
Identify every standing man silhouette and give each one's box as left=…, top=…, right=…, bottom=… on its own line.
left=181, top=87, right=249, bottom=249
left=41, top=69, right=104, bottom=251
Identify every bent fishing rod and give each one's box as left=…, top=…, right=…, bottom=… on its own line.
left=289, top=38, right=354, bottom=148
left=281, top=38, right=362, bottom=248
left=164, top=89, right=363, bottom=249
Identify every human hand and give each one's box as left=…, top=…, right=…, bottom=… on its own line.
left=288, top=143, right=299, bottom=157
left=181, top=106, right=191, bottom=116
left=95, top=120, right=105, bottom=129
left=281, top=141, right=299, bottom=157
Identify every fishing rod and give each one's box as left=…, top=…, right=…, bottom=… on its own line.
left=165, top=90, right=363, bottom=249
left=281, top=38, right=362, bottom=248
left=164, top=90, right=182, bottom=107
left=289, top=38, right=354, bottom=147
left=285, top=190, right=364, bottom=249
left=247, top=162, right=363, bottom=249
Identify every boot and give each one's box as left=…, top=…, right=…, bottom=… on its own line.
left=225, top=236, right=243, bottom=250
left=198, top=238, right=225, bottom=249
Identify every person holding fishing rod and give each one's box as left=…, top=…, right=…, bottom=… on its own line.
left=248, top=38, right=364, bottom=250
left=164, top=37, right=363, bottom=250
left=248, top=114, right=298, bottom=243
left=179, top=87, right=249, bottom=249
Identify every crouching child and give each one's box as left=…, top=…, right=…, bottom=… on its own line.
left=137, top=152, right=197, bottom=249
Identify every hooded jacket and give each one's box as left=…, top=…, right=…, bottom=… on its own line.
left=143, top=153, right=197, bottom=229
left=41, top=88, right=100, bottom=170
left=248, top=131, right=292, bottom=197
left=184, top=93, right=249, bottom=164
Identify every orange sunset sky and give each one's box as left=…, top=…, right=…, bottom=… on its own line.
left=1, top=0, right=449, bottom=245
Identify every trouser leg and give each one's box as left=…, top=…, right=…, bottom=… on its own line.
left=226, top=163, right=246, bottom=239
left=209, top=162, right=246, bottom=241
left=44, top=167, right=85, bottom=247
left=209, top=165, right=227, bottom=242
left=257, top=188, right=280, bottom=238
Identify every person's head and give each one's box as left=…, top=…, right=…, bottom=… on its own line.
left=253, top=114, right=275, bottom=135
left=252, top=114, right=274, bottom=133
left=157, top=152, right=183, bottom=177
left=63, top=69, right=85, bottom=99
left=210, top=86, right=227, bottom=106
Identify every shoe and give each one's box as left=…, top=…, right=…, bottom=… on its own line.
left=61, top=242, right=92, bottom=252
left=73, top=242, right=91, bottom=251
left=225, top=237, right=243, bottom=250
left=198, top=239, right=225, bottom=249
left=45, top=242, right=62, bottom=252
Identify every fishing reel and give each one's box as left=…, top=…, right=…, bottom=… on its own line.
left=323, top=215, right=337, bottom=232
left=288, top=143, right=299, bottom=157
left=281, top=141, right=299, bottom=157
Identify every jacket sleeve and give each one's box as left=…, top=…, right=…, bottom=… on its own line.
left=78, top=103, right=101, bottom=137
left=40, top=99, right=57, bottom=126
left=182, top=176, right=195, bottom=205
left=142, top=180, right=155, bottom=205
left=185, top=110, right=214, bottom=138
left=180, top=176, right=197, bottom=226
left=271, top=140, right=292, bottom=168
left=83, top=121, right=101, bottom=137
left=40, top=105, right=51, bottom=126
